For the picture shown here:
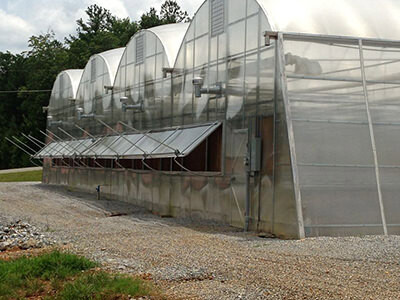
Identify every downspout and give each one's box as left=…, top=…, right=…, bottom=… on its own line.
left=244, top=128, right=251, bottom=232
left=245, top=162, right=251, bottom=231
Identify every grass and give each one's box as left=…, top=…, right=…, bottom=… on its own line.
left=0, top=251, right=153, bottom=299
left=59, top=272, right=151, bottom=300
left=0, top=170, right=42, bottom=182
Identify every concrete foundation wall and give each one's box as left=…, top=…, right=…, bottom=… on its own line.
left=42, top=164, right=301, bottom=239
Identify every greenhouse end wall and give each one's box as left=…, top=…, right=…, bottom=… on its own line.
left=280, top=33, right=400, bottom=237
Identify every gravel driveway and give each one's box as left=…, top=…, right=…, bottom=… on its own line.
left=0, top=182, right=399, bottom=299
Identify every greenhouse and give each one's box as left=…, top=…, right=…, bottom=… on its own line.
left=47, top=69, right=83, bottom=127
left=37, top=0, right=400, bottom=239
left=73, top=47, right=125, bottom=135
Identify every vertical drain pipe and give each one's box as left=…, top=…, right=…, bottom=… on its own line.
left=244, top=124, right=252, bottom=232
left=245, top=165, right=251, bottom=231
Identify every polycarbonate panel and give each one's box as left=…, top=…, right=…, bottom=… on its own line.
left=363, top=44, right=400, bottom=235
left=284, top=41, right=367, bottom=125
left=282, top=37, right=386, bottom=236
left=373, top=125, right=400, bottom=166
left=363, top=46, right=400, bottom=124
left=228, top=0, right=246, bottom=24
left=299, top=166, right=383, bottom=227
left=38, top=122, right=221, bottom=159
left=48, top=70, right=83, bottom=124
left=256, top=0, right=400, bottom=40
left=379, top=168, right=400, bottom=232
left=76, top=48, right=124, bottom=115
left=293, top=122, right=374, bottom=165
left=172, top=0, right=272, bottom=126
left=113, top=24, right=188, bottom=129
left=35, top=139, right=96, bottom=158
left=84, top=136, right=122, bottom=157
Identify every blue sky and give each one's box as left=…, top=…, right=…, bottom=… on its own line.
left=0, top=0, right=203, bottom=53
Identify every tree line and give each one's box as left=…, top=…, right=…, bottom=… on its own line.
left=0, top=1, right=189, bottom=169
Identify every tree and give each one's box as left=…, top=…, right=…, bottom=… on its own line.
left=160, top=0, right=189, bottom=23
left=66, top=4, right=138, bottom=68
left=139, top=7, right=164, bottom=29
left=139, top=0, right=190, bottom=29
left=21, top=33, right=69, bottom=135
left=0, top=52, right=29, bottom=168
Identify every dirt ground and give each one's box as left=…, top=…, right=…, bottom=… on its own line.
left=0, top=182, right=399, bottom=299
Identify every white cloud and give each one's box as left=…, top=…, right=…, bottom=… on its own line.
left=0, top=0, right=205, bottom=53
left=91, top=0, right=130, bottom=18
left=0, top=9, right=36, bottom=53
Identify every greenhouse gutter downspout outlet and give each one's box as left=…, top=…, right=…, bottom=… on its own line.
left=96, top=185, right=101, bottom=200
left=245, top=156, right=251, bottom=232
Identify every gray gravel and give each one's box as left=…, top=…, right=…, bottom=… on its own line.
left=0, top=182, right=399, bottom=299
left=0, top=219, right=55, bottom=251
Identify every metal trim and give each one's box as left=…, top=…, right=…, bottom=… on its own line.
left=359, top=40, right=388, bottom=236
left=277, top=33, right=305, bottom=239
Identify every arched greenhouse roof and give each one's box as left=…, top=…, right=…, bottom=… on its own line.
left=257, top=0, right=400, bottom=40
left=112, top=23, right=189, bottom=115
left=144, top=23, right=189, bottom=66
left=113, top=23, right=189, bottom=91
left=97, top=48, right=126, bottom=84
left=76, top=48, right=125, bottom=113
left=190, top=0, right=400, bottom=41
left=49, top=69, right=83, bottom=118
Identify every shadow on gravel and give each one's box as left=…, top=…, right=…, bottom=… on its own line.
left=33, top=184, right=257, bottom=239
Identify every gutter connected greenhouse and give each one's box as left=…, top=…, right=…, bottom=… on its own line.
left=29, top=0, right=400, bottom=238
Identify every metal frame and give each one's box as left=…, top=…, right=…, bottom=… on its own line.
left=359, top=39, right=388, bottom=235
left=272, top=31, right=400, bottom=236
left=277, top=33, right=305, bottom=239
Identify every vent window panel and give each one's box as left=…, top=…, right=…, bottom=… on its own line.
left=136, top=35, right=144, bottom=64
left=90, top=59, right=96, bottom=83
left=211, top=0, right=225, bottom=37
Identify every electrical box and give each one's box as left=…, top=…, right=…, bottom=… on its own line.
left=250, top=137, right=262, bottom=172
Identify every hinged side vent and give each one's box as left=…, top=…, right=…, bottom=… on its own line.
left=211, top=0, right=225, bottom=37
left=136, top=35, right=144, bottom=64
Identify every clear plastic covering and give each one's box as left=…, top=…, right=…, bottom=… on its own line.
left=48, top=70, right=83, bottom=123
left=172, top=0, right=275, bottom=128
left=257, top=0, right=400, bottom=40
left=281, top=34, right=400, bottom=236
left=113, top=24, right=188, bottom=129
left=75, top=48, right=125, bottom=115
left=36, top=122, right=221, bottom=159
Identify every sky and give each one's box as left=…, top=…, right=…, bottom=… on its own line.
left=0, top=0, right=204, bottom=53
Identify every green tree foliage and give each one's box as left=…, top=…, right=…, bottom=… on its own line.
left=0, top=1, right=189, bottom=169
left=66, top=4, right=138, bottom=68
left=0, top=33, right=69, bottom=169
left=139, top=8, right=164, bottom=29
left=139, top=0, right=190, bottom=29
left=160, top=0, right=190, bottom=23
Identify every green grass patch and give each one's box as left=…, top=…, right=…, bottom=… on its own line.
left=0, top=251, right=95, bottom=299
left=0, top=251, right=154, bottom=299
left=60, top=272, right=151, bottom=300
left=0, top=170, right=42, bottom=182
